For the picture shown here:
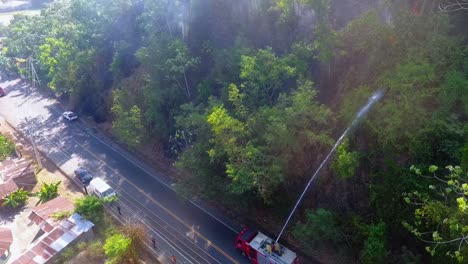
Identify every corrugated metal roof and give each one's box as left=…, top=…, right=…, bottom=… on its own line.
left=0, top=227, right=13, bottom=257
left=0, top=158, right=34, bottom=182
left=0, top=179, right=18, bottom=199
left=29, top=197, right=75, bottom=232
left=10, top=213, right=94, bottom=264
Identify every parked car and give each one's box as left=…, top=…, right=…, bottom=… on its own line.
left=62, top=111, right=78, bottom=121
left=74, top=167, right=94, bottom=185
left=0, top=87, right=5, bottom=97
left=88, top=177, right=116, bottom=198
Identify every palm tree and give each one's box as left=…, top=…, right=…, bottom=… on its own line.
left=36, top=181, right=61, bottom=205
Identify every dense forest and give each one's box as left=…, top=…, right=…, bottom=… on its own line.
left=0, top=0, right=467, bottom=262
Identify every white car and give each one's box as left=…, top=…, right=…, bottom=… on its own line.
left=62, top=111, right=78, bottom=121
left=88, top=177, right=116, bottom=198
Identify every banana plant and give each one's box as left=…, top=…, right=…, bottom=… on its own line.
left=2, top=188, right=29, bottom=208
left=36, top=181, right=61, bottom=205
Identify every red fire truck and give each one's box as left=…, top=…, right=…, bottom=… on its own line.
left=235, top=227, right=299, bottom=264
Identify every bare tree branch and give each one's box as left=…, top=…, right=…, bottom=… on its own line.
left=438, top=0, right=468, bottom=12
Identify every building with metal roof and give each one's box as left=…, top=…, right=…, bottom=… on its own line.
left=29, top=197, right=75, bottom=233
left=9, top=213, right=94, bottom=264
left=0, top=158, right=36, bottom=191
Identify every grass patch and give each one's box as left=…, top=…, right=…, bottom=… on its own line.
left=55, top=240, right=105, bottom=264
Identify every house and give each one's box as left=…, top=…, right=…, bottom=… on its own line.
left=9, top=197, right=94, bottom=264
left=10, top=213, right=94, bottom=264
left=29, top=197, right=75, bottom=233
left=0, top=158, right=36, bottom=191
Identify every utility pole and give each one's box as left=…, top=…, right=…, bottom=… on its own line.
left=24, top=58, right=42, bottom=168
left=27, top=57, right=40, bottom=92
left=25, top=117, right=42, bottom=169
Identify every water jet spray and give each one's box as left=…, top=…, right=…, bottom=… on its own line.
left=275, top=89, right=385, bottom=243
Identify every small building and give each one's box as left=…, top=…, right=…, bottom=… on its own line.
left=9, top=213, right=94, bottom=264
left=0, top=227, right=13, bottom=264
left=0, top=158, right=36, bottom=191
left=29, top=197, right=75, bottom=233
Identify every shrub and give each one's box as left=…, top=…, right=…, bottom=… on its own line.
left=2, top=188, right=29, bottom=208
left=361, top=221, right=387, bottom=264
left=86, top=240, right=105, bottom=259
left=332, top=139, right=360, bottom=179
left=74, top=196, right=104, bottom=222
left=104, top=233, right=131, bottom=260
left=36, top=181, right=61, bottom=205
left=0, top=134, right=15, bottom=160
left=293, top=208, right=340, bottom=247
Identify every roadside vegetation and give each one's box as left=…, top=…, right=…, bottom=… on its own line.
left=0, top=0, right=467, bottom=262
left=0, top=133, right=15, bottom=160
left=56, top=196, right=153, bottom=264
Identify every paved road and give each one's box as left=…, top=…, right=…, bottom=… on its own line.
left=0, top=79, right=252, bottom=264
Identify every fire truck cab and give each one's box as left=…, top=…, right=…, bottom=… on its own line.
left=235, top=227, right=298, bottom=264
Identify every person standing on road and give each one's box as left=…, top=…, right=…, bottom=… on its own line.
left=171, top=255, right=177, bottom=264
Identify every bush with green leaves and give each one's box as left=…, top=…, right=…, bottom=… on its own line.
left=101, top=225, right=146, bottom=263
left=111, top=90, right=144, bottom=149
left=332, top=139, right=360, bottom=179
left=102, top=194, right=119, bottom=204
left=74, top=195, right=104, bottom=222
left=36, top=181, right=61, bottom=205
left=293, top=208, right=340, bottom=248
left=103, top=233, right=131, bottom=262
left=361, top=221, right=387, bottom=264
left=0, top=134, right=15, bottom=160
left=2, top=188, right=29, bottom=208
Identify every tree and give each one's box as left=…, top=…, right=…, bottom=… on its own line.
left=111, top=90, right=144, bottom=149
left=332, top=139, right=360, bottom=179
left=38, top=37, right=77, bottom=93
left=462, top=145, right=468, bottom=171
left=442, top=70, right=468, bottom=116
left=341, top=59, right=438, bottom=154
left=239, top=47, right=296, bottom=108
left=361, top=222, right=387, bottom=264
left=135, top=36, right=199, bottom=138
left=74, top=196, right=104, bottom=222
left=293, top=208, right=340, bottom=248
left=436, top=0, right=468, bottom=12
left=36, top=181, right=61, bottom=205
left=403, top=165, right=468, bottom=262
left=104, top=233, right=131, bottom=261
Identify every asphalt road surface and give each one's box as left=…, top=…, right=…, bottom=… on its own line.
left=0, top=79, right=253, bottom=264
